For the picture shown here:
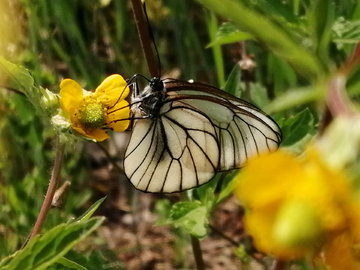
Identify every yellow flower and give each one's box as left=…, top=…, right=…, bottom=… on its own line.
left=59, top=74, right=130, bottom=141
left=234, top=149, right=360, bottom=269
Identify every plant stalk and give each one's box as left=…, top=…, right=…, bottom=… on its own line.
left=29, top=137, right=65, bottom=241
left=190, top=235, right=206, bottom=270
left=130, top=0, right=159, bottom=78
left=180, top=192, right=205, bottom=270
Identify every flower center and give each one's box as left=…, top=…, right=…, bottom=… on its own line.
left=79, top=99, right=106, bottom=129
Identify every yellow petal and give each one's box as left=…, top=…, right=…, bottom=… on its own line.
left=72, top=126, right=109, bottom=141
left=94, top=74, right=129, bottom=107
left=72, top=126, right=88, bottom=137
left=323, top=233, right=360, bottom=270
left=245, top=209, right=306, bottom=259
left=86, top=129, right=110, bottom=141
left=106, top=100, right=130, bottom=132
left=59, top=79, right=84, bottom=113
left=235, top=151, right=304, bottom=208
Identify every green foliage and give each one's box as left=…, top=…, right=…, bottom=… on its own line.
left=168, top=201, right=208, bottom=239
left=333, top=18, right=360, bottom=48
left=0, top=217, right=104, bottom=270
left=207, top=23, right=253, bottom=48
left=1, top=0, right=360, bottom=269
left=281, top=109, right=316, bottom=146
left=196, top=0, right=324, bottom=79
left=222, top=64, right=242, bottom=98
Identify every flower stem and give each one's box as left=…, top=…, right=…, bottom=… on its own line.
left=28, top=137, right=65, bottom=241
left=180, top=192, right=205, bottom=270
left=272, top=260, right=289, bottom=270
left=190, top=235, right=206, bottom=270
left=130, top=0, right=159, bottom=78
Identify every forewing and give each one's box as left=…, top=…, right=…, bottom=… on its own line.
left=124, top=104, right=220, bottom=193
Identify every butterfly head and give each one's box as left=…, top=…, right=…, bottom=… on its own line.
left=131, top=77, right=166, bottom=118
left=149, top=77, right=164, bottom=91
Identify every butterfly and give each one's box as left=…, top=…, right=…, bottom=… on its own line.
left=120, top=76, right=282, bottom=193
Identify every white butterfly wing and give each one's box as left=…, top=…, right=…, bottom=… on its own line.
left=124, top=80, right=281, bottom=193
left=124, top=103, right=220, bottom=193
left=175, top=97, right=281, bottom=171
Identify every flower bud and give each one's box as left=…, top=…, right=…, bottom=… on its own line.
left=272, top=200, right=323, bottom=248
left=41, top=88, right=60, bottom=116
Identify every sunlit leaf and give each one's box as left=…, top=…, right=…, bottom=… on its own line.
left=264, top=86, right=324, bottom=113
left=333, top=17, right=360, bottom=48
left=207, top=22, right=253, bottom=48
left=69, top=197, right=106, bottom=224
left=168, top=201, right=208, bottom=239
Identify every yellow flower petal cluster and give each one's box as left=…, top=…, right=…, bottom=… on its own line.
left=59, top=74, right=130, bottom=141
left=234, top=149, right=360, bottom=269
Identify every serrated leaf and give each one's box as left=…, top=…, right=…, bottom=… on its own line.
left=70, top=197, right=106, bottom=224
left=207, top=22, right=253, bottom=47
left=168, top=202, right=208, bottom=239
left=0, top=217, right=104, bottom=270
left=281, top=109, right=315, bottom=146
left=223, top=64, right=242, bottom=98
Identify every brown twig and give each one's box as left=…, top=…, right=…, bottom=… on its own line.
left=209, top=224, right=239, bottom=247
left=28, top=137, right=65, bottom=241
left=130, top=0, right=159, bottom=78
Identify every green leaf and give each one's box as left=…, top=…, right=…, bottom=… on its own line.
left=216, top=170, right=239, bottom=204
left=70, top=197, right=106, bottom=224
left=0, top=217, right=104, bottom=270
left=307, top=0, right=335, bottom=65
left=63, top=250, right=126, bottom=270
left=207, top=22, right=253, bottom=48
left=332, top=18, right=360, bottom=48
left=281, top=109, right=315, bottom=146
left=264, top=86, right=324, bottom=114
left=49, top=257, right=87, bottom=270
left=195, top=174, right=220, bottom=211
left=168, top=201, right=208, bottom=239
left=223, top=64, right=242, bottom=98
left=206, top=12, right=225, bottom=86
left=195, top=0, right=324, bottom=79
left=0, top=57, right=34, bottom=97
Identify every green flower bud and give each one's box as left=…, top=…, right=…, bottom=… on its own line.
left=272, top=200, right=323, bottom=248
left=41, top=88, right=60, bottom=116
left=51, top=115, right=71, bottom=133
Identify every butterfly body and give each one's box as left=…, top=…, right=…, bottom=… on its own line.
left=124, top=78, right=282, bottom=193
left=131, top=77, right=165, bottom=117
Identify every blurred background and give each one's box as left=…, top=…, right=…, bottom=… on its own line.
left=0, top=1, right=251, bottom=269
left=1, top=0, right=357, bottom=269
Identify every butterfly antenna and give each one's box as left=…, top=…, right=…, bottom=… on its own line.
left=142, top=1, right=162, bottom=78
